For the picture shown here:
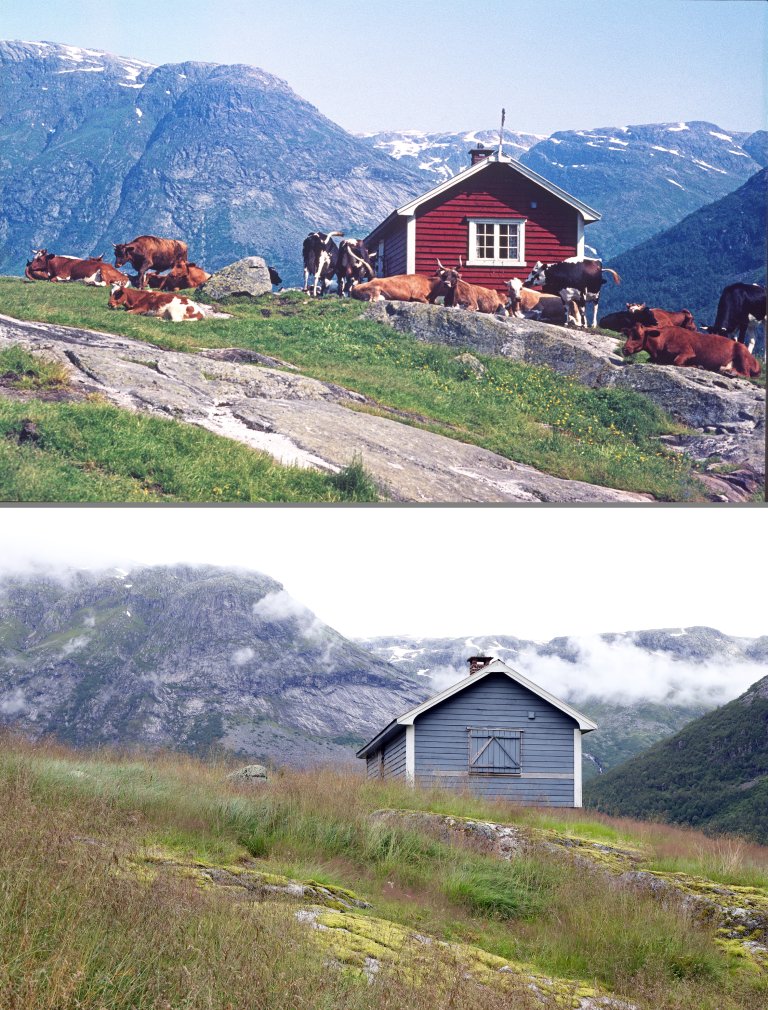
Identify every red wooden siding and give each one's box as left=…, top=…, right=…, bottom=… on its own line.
left=414, top=162, right=580, bottom=292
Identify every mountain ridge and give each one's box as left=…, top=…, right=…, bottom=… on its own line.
left=1, top=40, right=762, bottom=285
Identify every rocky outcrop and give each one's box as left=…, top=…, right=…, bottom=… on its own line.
left=198, top=257, right=273, bottom=300
left=364, top=302, right=765, bottom=482
left=0, top=313, right=651, bottom=502
left=372, top=809, right=768, bottom=971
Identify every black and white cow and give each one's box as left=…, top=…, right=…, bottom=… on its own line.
left=711, top=282, right=766, bottom=357
left=302, top=231, right=343, bottom=296
left=335, top=239, right=376, bottom=296
left=525, top=257, right=621, bottom=328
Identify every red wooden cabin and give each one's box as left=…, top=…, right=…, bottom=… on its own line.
left=364, top=147, right=601, bottom=293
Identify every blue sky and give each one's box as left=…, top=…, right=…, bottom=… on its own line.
left=2, top=0, right=765, bottom=136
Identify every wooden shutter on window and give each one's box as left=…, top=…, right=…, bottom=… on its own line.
left=468, top=728, right=522, bottom=774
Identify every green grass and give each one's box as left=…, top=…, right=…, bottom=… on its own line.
left=0, top=278, right=703, bottom=500
left=3, top=741, right=768, bottom=1010
left=0, top=395, right=378, bottom=502
left=0, top=343, right=70, bottom=388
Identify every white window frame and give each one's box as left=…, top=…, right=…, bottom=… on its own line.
left=466, top=218, right=526, bottom=267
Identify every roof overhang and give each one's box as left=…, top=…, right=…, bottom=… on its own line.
left=392, top=152, right=601, bottom=223
left=356, top=658, right=597, bottom=759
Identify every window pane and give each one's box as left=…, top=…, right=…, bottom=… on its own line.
left=476, top=223, right=494, bottom=259
left=499, top=224, right=518, bottom=260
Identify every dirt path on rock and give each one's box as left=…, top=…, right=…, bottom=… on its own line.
left=0, top=312, right=653, bottom=503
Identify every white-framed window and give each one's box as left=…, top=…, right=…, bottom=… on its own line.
left=468, top=727, right=522, bottom=775
left=376, top=239, right=384, bottom=277
left=466, top=218, right=526, bottom=267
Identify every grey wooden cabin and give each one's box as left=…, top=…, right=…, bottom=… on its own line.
left=357, top=657, right=597, bottom=807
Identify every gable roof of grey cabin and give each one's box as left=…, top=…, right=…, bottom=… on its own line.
left=356, top=658, right=597, bottom=758
left=365, top=151, right=602, bottom=244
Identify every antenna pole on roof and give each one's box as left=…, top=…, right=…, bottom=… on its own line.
left=498, top=107, right=506, bottom=158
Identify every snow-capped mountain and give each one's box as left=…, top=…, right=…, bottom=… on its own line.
left=361, top=120, right=765, bottom=259
left=359, top=128, right=544, bottom=181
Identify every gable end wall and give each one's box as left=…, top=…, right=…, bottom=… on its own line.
left=414, top=161, right=580, bottom=292
left=414, top=671, right=577, bottom=805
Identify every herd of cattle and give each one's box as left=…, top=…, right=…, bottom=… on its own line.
left=24, top=235, right=232, bottom=321
left=302, top=230, right=765, bottom=378
left=19, top=229, right=765, bottom=379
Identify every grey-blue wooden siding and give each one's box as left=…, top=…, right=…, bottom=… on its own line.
left=366, top=729, right=407, bottom=780
left=414, top=672, right=576, bottom=806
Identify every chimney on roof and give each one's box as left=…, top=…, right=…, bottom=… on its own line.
left=468, top=656, right=494, bottom=675
left=469, top=147, right=494, bottom=165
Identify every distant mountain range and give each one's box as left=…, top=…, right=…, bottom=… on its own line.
left=359, top=630, right=768, bottom=780
left=597, top=167, right=767, bottom=324
left=361, top=121, right=766, bottom=259
left=0, top=40, right=763, bottom=287
left=584, top=673, right=768, bottom=844
left=0, top=41, right=423, bottom=283
left=0, top=565, right=425, bottom=764
left=2, top=565, right=766, bottom=779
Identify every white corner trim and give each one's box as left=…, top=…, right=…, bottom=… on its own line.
left=573, top=728, right=583, bottom=807
left=405, top=724, right=415, bottom=785
left=405, top=215, right=416, bottom=274
left=576, top=215, right=585, bottom=258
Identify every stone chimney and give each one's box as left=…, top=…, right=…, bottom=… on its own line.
left=468, top=656, right=494, bottom=675
left=469, top=147, right=494, bottom=165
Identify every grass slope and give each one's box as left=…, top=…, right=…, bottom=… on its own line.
left=1, top=737, right=767, bottom=1010
left=0, top=279, right=701, bottom=501
left=0, top=346, right=376, bottom=502
left=584, top=676, right=768, bottom=844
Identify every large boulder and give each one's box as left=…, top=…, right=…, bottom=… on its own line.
left=199, top=257, right=272, bottom=299
left=227, top=764, right=269, bottom=783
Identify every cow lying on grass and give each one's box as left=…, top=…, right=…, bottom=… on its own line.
left=142, top=263, right=211, bottom=291
left=108, top=285, right=231, bottom=322
left=25, top=250, right=130, bottom=286
left=350, top=274, right=443, bottom=303
left=623, top=323, right=761, bottom=378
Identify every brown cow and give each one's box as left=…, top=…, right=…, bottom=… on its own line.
left=154, top=263, right=211, bottom=291
left=25, top=251, right=103, bottom=282
left=350, top=274, right=443, bottom=303
left=625, top=303, right=696, bottom=331
left=107, top=285, right=230, bottom=322
left=624, top=323, right=761, bottom=378
left=433, top=261, right=507, bottom=314
left=113, top=235, right=188, bottom=289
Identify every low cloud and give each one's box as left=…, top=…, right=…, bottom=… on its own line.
left=231, top=646, right=255, bottom=666
left=61, top=635, right=89, bottom=656
left=253, top=590, right=325, bottom=643
left=0, top=689, right=26, bottom=715
left=425, top=635, right=767, bottom=708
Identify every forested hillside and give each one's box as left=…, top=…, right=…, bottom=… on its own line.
left=585, top=673, right=768, bottom=844
left=598, top=168, right=767, bottom=323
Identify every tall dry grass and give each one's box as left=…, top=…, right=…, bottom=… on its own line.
left=1, top=736, right=767, bottom=1009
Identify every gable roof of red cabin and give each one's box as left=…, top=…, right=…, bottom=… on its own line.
left=366, top=151, right=601, bottom=244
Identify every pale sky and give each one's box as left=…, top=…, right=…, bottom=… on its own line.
left=0, top=507, right=764, bottom=641
left=1, top=0, right=765, bottom=136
